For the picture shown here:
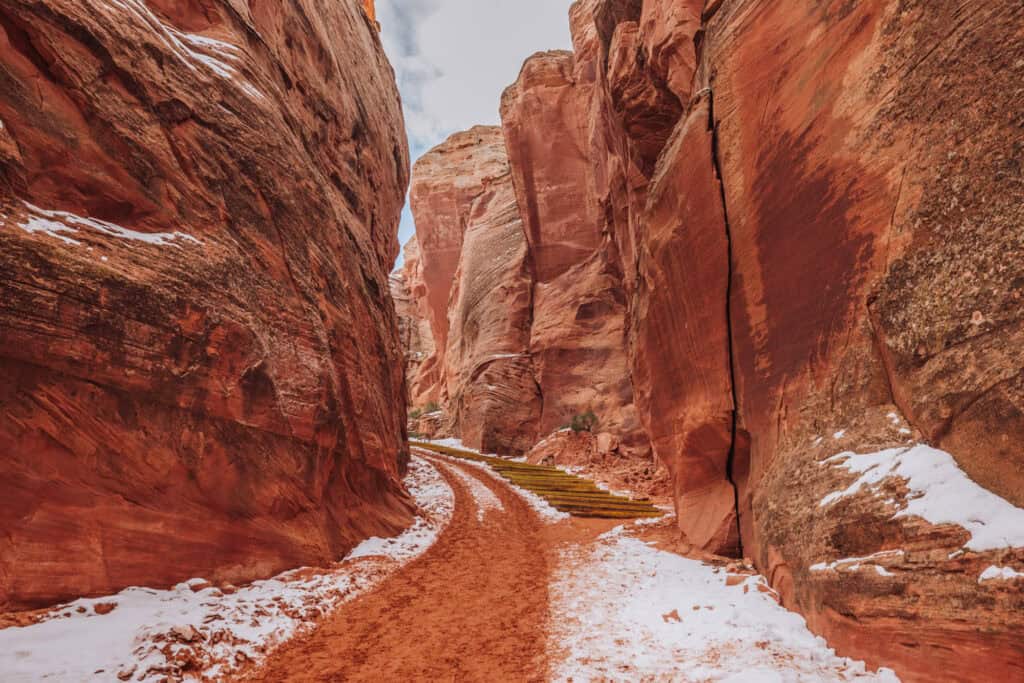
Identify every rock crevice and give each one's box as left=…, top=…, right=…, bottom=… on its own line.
left=707, top=84, right=744, bottom=560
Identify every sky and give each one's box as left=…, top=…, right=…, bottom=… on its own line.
left=376, top=0, right=575, bottom=267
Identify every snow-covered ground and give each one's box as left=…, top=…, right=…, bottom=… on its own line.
left=549, top=524, right=900, bottom=682
left=0, top=458, right=453, bottom=682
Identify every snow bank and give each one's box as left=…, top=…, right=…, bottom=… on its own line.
left=0, top=458, right=453, bottom=682
left=819, top=444, right=1024, bottom=551
left=346, top=458, right=455, bottom=561
left=550, top=525, right=900, bottom=682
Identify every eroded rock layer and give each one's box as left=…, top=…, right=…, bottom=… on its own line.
left=0, top=0, right=412, bottom=610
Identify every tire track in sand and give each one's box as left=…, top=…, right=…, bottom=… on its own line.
left=245, top=453, right=551, bottom=682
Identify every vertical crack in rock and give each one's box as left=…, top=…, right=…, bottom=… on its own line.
left=706, top=84, right=743, bottom=558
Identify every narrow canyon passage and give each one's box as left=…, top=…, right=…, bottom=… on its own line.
left=246, top=455, right=553, bottom=682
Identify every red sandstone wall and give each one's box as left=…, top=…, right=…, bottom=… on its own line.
left=0, top=0, right=412, bottom=610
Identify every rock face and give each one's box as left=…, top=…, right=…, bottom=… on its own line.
left=407, top=126, right=510, bottom=408
left=501, top=45, right=648, bottom=458
left=699, top=1, right=1024, bottom=679
left=0, top=0, right=412, bottom=611
left=390, top=238, right=435, bottom=405
left=400, top=0, right=1024, bottom=679
left=633, top=94, right=739, bottom=557
left=443, top=163, right=540, bottom=455
left=598, top=0, right=1024, bottom=679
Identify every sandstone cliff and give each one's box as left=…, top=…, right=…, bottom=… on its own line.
left=400, top=0, right=1024, bottom=679
left=403, top=127, right=541, bottom=453
left=390, top=237, right=435, bottom=405
left=0, top=0, right=412, bottom=610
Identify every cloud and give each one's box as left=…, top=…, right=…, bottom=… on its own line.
left=377, top=0, right=575, bottom=263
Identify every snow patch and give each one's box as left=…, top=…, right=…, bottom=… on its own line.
left=485, top=352, right=528, bottom=361
left=978, top=566, right=1024, bottom=584
left=17, top=211, right=82, bottom=245
left=0, top=458, right=453, bottom=682
left=10, top=203, right=201, bottom=248
left=819, top=444, right=1024, bottom=552
left=549, top=525, right=899, bottom=681
left=809, top=550, right=904, bottom=575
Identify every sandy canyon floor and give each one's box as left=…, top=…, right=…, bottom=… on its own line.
left=0, top=445, right=900, bottom=682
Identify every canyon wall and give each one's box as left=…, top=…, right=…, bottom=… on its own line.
left=400, top=0, right=1024, bottom=679
left=0, top=0, right=412, bottom=610
left=700, top=1, right=1024, bottom=678
left=501, top=46, right=648, bottom=459
left=390, top=237, right=435, bottom=405
left=401, top=126, right=541, bottom=453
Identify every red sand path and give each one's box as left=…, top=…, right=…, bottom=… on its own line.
left=243, top=454, right=557, bottom=682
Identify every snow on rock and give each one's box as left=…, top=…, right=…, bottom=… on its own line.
left=0, top=458, right=453, bottom=682
left=8, top=203, right=201, bottom=248
left=104, top=0, right=263, bottom=96
left=550, top=525, right=900, bottom=682
left=810, top=550, right=905, bottom=575
left=978, top=566, right=1024, bottom=584
left=819, top=444, right=1024, bottom=551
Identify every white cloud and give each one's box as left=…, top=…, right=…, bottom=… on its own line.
left=377, top=0, right=575, bottom=263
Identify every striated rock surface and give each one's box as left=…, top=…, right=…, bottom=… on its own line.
left=443, top=166, right=540, bottom=455
left=405, top=127, right=539, bottom=454
left=390, top=237, right=435, bottom=405
left=407, top=126, right=510, bottom=407
left=0, top=0, right=412, bottom=610
left=501, top=47, right=647, bottom=457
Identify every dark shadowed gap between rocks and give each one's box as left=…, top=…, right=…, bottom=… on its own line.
left=707, top=83, right=745, bottom=559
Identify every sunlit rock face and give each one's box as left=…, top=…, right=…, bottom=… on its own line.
left=405, top=127, right=540, bottom=454
left=0, top=0, right=413, bottom=610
